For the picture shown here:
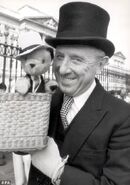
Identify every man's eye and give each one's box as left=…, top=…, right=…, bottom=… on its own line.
left=71, top=57, right=86, bottom=65
left=55, top=55, right=64, bottom=60
left=71, top=58, right=82, bottom=64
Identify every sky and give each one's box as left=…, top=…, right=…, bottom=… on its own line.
left=0, top=0, right=130, bottom=69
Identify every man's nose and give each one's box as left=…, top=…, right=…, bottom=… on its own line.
left=59, top=59, right=69, bottom=74
left=30, top=64, right=35, bottom=68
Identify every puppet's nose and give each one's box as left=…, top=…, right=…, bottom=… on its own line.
left=30, top=64, right=35, bottom=68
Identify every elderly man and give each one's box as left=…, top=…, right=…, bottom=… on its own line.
left=28, top=2, right=130, bottom=185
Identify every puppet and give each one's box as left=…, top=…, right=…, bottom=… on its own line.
left=13, top=30, right=54, bottom=185
left=15, top=31, right=54, bottom=95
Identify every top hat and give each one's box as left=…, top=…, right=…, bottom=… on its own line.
left=45, top=2, right=115, bottom=57
left=17, top=31, right=53, bottom=60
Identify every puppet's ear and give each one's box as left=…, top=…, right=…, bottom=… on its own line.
left=20, top=58, right=27, bottom=71
left=20, top=57, right=27, bottom=63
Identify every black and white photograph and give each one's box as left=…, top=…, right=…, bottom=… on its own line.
left=0, top=0, right=130, bottom=185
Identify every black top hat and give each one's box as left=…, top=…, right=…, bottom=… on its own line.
left=45, top=2, right=115, bottom=57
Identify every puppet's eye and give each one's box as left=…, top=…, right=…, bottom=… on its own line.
left=42, top=59, right=45, bottom=64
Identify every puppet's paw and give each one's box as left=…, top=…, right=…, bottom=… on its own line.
left=45, top=80, right=58, bottom=94
left=15, top=77, right=31, bottom=95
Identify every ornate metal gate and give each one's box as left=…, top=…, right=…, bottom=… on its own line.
left=0, top=41, right=22, bottom=92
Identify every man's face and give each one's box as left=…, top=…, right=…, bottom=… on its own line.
left=53, top=45, right=106, bottom=97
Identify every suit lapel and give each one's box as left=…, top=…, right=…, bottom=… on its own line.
left=60, top=81, right=108, bottom=159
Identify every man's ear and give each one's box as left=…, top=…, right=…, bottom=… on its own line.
left=97, top=56, right=109, bottom=74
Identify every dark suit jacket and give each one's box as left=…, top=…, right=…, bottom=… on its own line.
left=28, top=79, right=130, bottom=185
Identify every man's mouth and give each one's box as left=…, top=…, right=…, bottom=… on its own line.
left=61, top=75, right=76, bottom=80
left=60, top=76, right=76, bottom=85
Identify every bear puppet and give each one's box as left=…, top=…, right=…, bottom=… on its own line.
left=15, top=31, right=54, bottom=95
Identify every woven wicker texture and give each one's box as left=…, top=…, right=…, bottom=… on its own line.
left=0, top=93, right=51, bottom=151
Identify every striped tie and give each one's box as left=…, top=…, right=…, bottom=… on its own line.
left=60, top=95, right=74, bottom=129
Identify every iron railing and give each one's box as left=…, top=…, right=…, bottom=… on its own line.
left=0, top=41, right=129, bottom=92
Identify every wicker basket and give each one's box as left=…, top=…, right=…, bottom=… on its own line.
left=0, top=93, right=51, bottom=152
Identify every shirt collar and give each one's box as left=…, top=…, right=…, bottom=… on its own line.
left=73, top=80, right=96, bottom=109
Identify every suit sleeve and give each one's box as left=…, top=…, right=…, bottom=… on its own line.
left=60, top=116, right=130, bottom=185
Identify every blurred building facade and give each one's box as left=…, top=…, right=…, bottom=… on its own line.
left=0, top=5, right=130, bottom=93
left=97, top=52, right=130, bottom=93
left=0, top=5, right=57, bottom=92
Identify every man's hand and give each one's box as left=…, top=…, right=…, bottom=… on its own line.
left=31, top=137, right=62, bottom=179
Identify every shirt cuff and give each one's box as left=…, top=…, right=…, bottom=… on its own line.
left=51, top=155, right=69, bottom=185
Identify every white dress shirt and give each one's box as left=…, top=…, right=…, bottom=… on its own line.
left=67, top=80, right=96, bottom=124
left=31, top=76, right=41, bottom=93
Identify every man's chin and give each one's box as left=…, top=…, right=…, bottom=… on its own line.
left=59, top=79, right=77, bottom=87
left=59, top=86, right=74, bottom=96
